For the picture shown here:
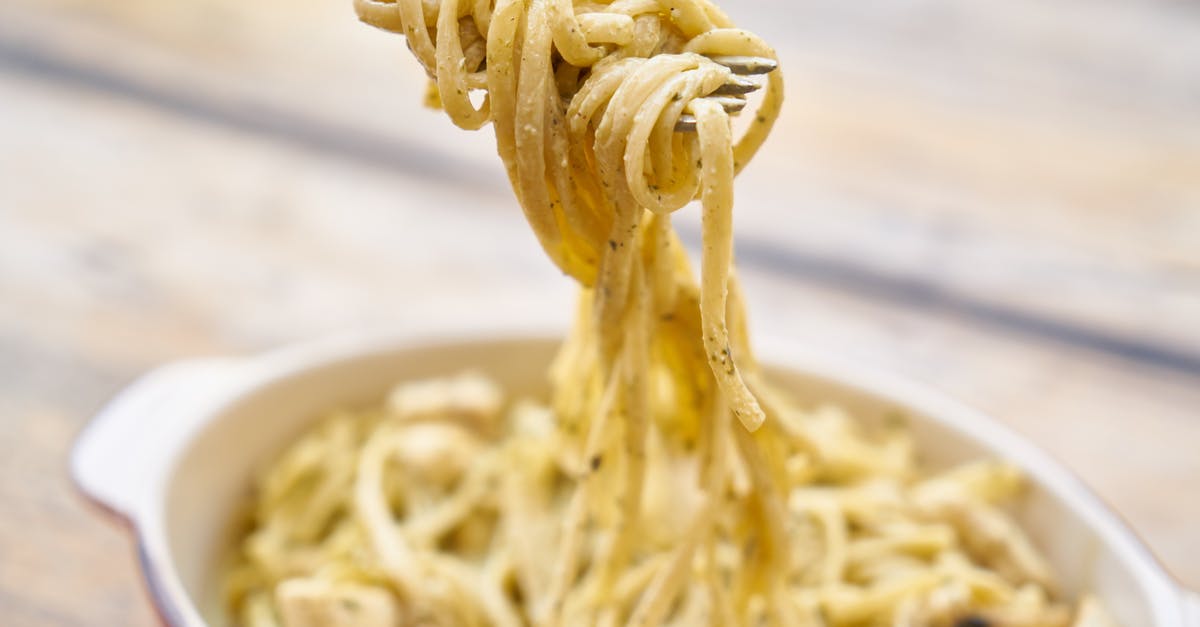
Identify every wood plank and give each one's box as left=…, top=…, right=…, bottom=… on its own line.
left=2, top=0, right=1198, bottom=353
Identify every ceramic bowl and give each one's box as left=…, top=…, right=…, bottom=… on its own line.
left=72, top=328, right=1199, bottom=626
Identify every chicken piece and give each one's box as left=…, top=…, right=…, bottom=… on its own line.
left=386, top=371, right=503, bottom=433
left=388, top=421, right=482, bottom=490
left=912, top=461, right=1025, bottom=507
left=276, top=578, right=401, bottom=627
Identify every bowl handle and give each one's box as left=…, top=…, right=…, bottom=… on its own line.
left=71, top=359, right=236, bottom=520
left=1184, top=588, right=1200, bottom=627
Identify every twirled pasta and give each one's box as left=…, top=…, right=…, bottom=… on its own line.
left=224, top=2, right=1116, bottom=626
left=354, top=0, right=782, bottom=432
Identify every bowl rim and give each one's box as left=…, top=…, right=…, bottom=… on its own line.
left=73, top=326, right=1194, bottom=626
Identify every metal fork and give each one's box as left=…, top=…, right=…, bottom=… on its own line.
left=675, top=56, right=778, bottom=132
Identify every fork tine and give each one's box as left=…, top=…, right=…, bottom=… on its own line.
left=674, top=95, right=747, bottom=131
left=707, top=55, right=778, bottom=76
left=711, top=74, right=761, bottom=96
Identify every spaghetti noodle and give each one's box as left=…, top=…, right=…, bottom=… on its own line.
left=225, top=1, right=1116, bottom=626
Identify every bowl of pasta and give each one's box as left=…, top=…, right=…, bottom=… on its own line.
left=72, top=326, right=1198, bottom=627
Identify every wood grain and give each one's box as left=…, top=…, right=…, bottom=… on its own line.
left=4, top=0, right=1197, bottom=350
left=0, top=0, right=1197, bottom=624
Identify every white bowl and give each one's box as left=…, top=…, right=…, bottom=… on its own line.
left=72, top=328, right=1199, bottom=626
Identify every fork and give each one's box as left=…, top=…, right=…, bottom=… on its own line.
left=675, top=55, right=778, bottom=132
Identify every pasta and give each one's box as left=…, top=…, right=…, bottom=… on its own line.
left=224, top=1, right=1117, bottom=626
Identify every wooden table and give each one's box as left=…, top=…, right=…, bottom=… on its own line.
left=1, top=0, right=1197, bottom=624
